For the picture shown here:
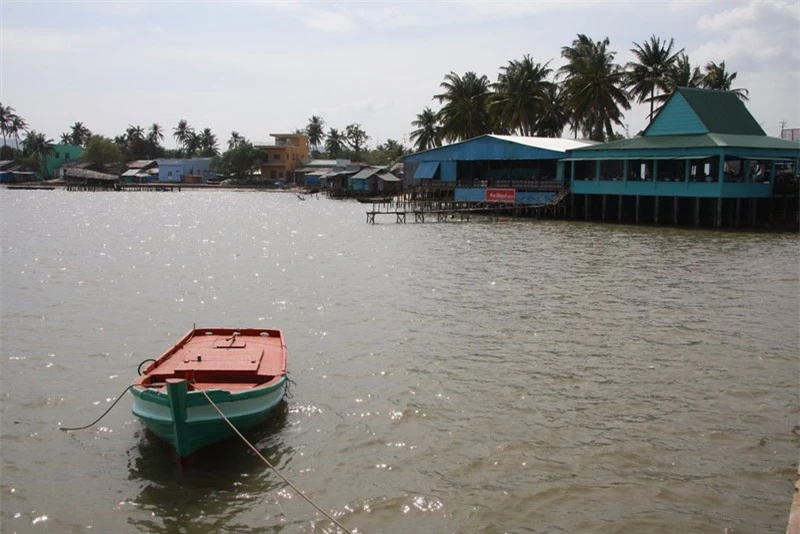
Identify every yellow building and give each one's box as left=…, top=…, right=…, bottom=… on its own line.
left=257, top=133, right=309, bottom=183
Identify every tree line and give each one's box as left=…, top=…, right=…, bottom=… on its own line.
left=1, top=33, right=748, bottom=179
left=408, top=33, right=749, bottom=150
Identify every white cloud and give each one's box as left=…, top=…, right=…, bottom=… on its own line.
left=1, top=0, right=798, bottom=146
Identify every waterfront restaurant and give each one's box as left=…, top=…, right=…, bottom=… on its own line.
left=403, top=135, right=595, bottom=205
left=565, top=87, right=800, bottom=228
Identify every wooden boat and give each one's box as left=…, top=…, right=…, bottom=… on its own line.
left=131, top=327, right=287, bottom=457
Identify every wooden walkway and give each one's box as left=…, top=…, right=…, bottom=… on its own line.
left=365, top=195, right=569, bottom=224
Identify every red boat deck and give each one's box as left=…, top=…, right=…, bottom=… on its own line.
left=134, top=328, right=287, bottom=391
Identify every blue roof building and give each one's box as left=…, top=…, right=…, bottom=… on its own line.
left=156, top=158, right=213, bottom=183
left=403, top=135, right=594, bottom=205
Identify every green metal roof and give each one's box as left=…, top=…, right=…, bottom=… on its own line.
left=644, top=87, right=765, bottom=136
left=572, top=133, right=800, bottom=152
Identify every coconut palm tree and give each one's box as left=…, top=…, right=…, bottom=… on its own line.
left=325, top=128, right=345, bottom=158
left=377, top=139, right=407, bottom=162
left=147, top=123, right=164, bottom=146
left=22, top=130, right=55, bottom=177
left=60, top=132, right=71, bottom=144
left=626, top=35, right=683, bottom=122
left=228, top=131, right=245, bottom=150
left=199, top=128, right=218, bottom=157
left=669, top=53, right=704, bottom=90
left=535, top=84, right=570, bottom=137
left=558, top=34, right=630, bottom=142
left=8, top=113, right=27, bottom=149
left=305, top=116, right=326, bottom=151
left=0, top=103, right=16, bottom=147
left=69, top=122, right=92, bottom=146
left=173, top=119, right=194, bottom=155
left=702, top=61, right=749, bottom=101
left=410, top=107, right=441, bottom=152
left=434, top=71, right=493, bottom=142
left=184, top=131, right=201, bottom=157
left=490, top=55, right=555, bottom=136
left=645, top=53, right=705, bottom=117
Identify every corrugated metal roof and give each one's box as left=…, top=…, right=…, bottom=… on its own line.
left=377, top=173, right=401, bottom=182
left=488, top=135, right=596, bottom=152
left=405, top=134, right=597, bottom=162
left=126, top=159, right=156, bottom=168
left=414, top=161, right=440, bottom=179
left=571, top=133, right=800, bottom=152
left=351, top=167, right=381, bottom=179
left=66, top=168, right=118, bottom=181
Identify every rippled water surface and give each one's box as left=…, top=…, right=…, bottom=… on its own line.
left=1, top=189, right=798, bottom=533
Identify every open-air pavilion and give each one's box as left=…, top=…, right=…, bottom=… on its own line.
left=565, top=87, right=799, bottom=228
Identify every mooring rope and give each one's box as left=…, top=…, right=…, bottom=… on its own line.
left=198, top=388, right=354, bottom=534
left=59, top=385, right=135, bottom=431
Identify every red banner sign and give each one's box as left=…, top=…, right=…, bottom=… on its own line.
left=485, top=188, right=516, bottom=203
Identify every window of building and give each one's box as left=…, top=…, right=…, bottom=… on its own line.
left=273, top=154, right=281, bottom=160
left=168, top=170, right=173, bottom=177
left=271, top=171, right=277, bottom=179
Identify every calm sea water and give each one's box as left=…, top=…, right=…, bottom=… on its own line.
left=0, top=189, right=797, bottom=534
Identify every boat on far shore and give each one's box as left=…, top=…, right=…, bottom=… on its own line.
left=131, top=327, right=288, bottom=458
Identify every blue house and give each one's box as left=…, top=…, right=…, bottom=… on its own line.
left=403, top=135, right=594, bottom=205
left=156, top=158, right=213, bottom=183
left=565, top=87, right=799, bottom=227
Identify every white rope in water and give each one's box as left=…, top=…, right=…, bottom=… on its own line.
left=198, top=388, right=354, bottom=534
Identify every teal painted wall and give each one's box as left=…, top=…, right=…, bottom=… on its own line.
left=43, top=144, right=83, bottom=177
left=571, top=180, right=772, bottom=198
left=646, top=93, right=708, bottom=136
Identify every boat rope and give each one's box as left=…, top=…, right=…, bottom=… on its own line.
left=284, top=373, right=296, bottom=400
left=197, top=388, right=354, bottom=534
left=59, top=385, right=135, bottom=431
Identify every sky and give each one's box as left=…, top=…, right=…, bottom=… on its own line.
left=1, top=0, right=799, bottom=150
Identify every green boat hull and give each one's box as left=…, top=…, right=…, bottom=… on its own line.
left=131, top=378, right=286, bottom=457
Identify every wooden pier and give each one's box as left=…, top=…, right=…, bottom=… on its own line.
left=365, top=199, right=566, bottom=224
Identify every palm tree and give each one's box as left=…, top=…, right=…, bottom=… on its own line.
left=325, top=128, right=345, bottom=158
left=378, top=139, right=407, bottom=162
left=490, top=55, right=555, bottom=136
left=535, top=84, right=570, bottom=137
left=173, top=119, right=194, bottom=154
left=60, top=132, right=71, bottom=144
left=646, top=53, right=705, bottom=116
left=9, top=113, right=27, bottom=149
left=147, top=123, right=164, bottom=146
left=305, top=116, right=326, bottom=151
left=702, top=61, right=749, bottom=101
left=669, top=54, right=704, bottom=89
left=69, top=122, right=92, bottom=146
left=199, top=128, right=218, bottom=156
left=558, top=34, right=630, bottom=141
left=22, top=130, right=55, bottom=177
left=626, top=35, right=683, bottom=122
left=228, top=131, right=244, bottom=150
left=0, top=103, right=16, bottom=146
left=434, top=71, right=493, bottom=142
left=184, top=131, right=201, bottom=157
left=410, top=107, right=441, bottom=152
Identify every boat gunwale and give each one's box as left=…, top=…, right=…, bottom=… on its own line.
left=131, top=376, right=287, bottom=406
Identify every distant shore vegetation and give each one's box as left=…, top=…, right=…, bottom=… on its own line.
left=2, top=33, right=749, bottom=179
